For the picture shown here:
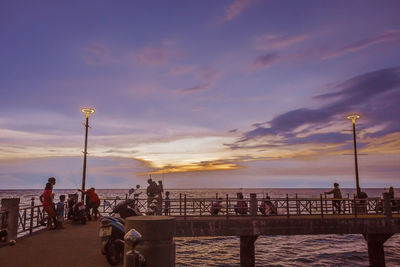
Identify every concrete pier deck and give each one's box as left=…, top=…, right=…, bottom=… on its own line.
left=0, top=220, right=109, bottom=267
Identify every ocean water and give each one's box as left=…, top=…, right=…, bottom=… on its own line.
left=1, top=188, right=399, bottom=266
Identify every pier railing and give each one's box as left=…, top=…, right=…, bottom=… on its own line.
left=97, top=195, right=400, bottom=218
left=8, top=194, right=400, bottom=237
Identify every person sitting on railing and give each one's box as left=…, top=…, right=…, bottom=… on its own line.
left=325, top=182, right=342, bottom=214
left=259, top=196, right=277, bottom=215
left=211, top=198, right=223, bottom=215
left=234, top=193, right=248, bottom=215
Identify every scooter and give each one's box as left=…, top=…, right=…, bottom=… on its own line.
left=124, top=228, right=146, bottom=267
left=99, top=199, right=142, bottom=265
left=67, top=194, right=87, bottom=224
left=100, top=216, right=125, bottom=265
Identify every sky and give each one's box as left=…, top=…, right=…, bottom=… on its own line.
left=0, top=0, right=400, bottom=189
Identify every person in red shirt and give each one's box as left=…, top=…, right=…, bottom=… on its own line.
left=40, top=182, right=57, bottom=229
left=79, top=187, right=100, bottom=220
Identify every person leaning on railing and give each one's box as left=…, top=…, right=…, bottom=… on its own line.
left=325, top=182, right=342, bottom=214
left=211, top=198, right=223, bottom=215
left=234, top=193, right=248, bottom=215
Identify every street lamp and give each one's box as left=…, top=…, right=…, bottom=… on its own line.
left=346, top=113, right=361, bottom=197
left=80, top=107, right=95, bottom=201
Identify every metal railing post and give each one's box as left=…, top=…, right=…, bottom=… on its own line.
left=286, top=194, right=290, bottom=218
left=29, top=198, right=34, bottom=235
left=320, top=194, right=324, bottom=218
left=226, top=194, right=229, bottom=220
left=184, top=194, right=187, bottom=220
left=353, top=195, right=358, bottom=218
left=179, top=193, right=182, bottom=216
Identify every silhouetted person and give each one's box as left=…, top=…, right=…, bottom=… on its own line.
left=79, top=187, right=100, bottom=220
left=146, top=178, right=158, bottom=207
left=164, top=191, right=171, bottom=215
left=325, top=182, right=342, bottom=214
left=259, top=196, right=277, bottom=215
left=40, top=182, right=57, bottom=229
left=56, top=195, right=66, bottom=229
left=211, top=198, right=223, bottom=215
left=234, top=193, right=248, bottom=215
left=156, top=181, right=164, bottom=215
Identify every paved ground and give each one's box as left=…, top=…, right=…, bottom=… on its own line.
left=0, top=220, right=111, bottom=267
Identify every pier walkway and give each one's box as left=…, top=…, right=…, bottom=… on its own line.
left=0, top=220, right=108, bottom=267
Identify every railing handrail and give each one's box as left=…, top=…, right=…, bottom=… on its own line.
left=11, top=194, right=399, bottom=237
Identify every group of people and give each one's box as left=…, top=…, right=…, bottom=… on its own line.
left=145, top=178, right=171, bottom=215
left=39, top=176, right=100, bottom=229
left=211, top=192, right=278, bottom=216
left=39, top=177, right=65, bottom=230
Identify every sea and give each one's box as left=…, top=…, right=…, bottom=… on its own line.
left=1, top=188, right=399, bottom=267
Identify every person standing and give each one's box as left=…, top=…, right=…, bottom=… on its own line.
left=56, top=195, right=66, bottom=229
left=164, top=191, right=171, bottom=215
left=79, top=187, right=100, bottom=220
left=156, top=181, right=164, bottom=215
left=40, top=183, right=57, bottom=229
left=325, top=182, right=342, bottom=214
left=146, top=179, right=157, bottom=207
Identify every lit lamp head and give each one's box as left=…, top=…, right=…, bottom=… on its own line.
left=346, top=114, right=360, bottom=124
left=81, top=107, right=96, bottom=118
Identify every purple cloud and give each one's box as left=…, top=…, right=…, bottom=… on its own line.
left=224, top=0, right=252, bottom=21
left=138, top=47, right=167, bottom=66
left=241, top=66, right=400, bottom=144
left=180, top=67, right=220, bottom=94
left=169, top=65, right=196, bottom=75
left=250, top=53, right=280, bottom=71
left=254, top=34, right=308, bottom=50
left=82, top=44, right=114, bottom=65
left=323, top=29, right=400, bottom=59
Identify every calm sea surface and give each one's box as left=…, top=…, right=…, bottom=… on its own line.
left=1, top=188, right=399, bottom=266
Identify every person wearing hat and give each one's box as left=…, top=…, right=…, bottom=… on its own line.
left=325, top=182, right=343, bottom=214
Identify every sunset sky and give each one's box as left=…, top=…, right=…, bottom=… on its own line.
left=1, top=0, right=399, bottom=189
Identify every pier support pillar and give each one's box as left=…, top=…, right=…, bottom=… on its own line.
left=240, top=235, right=258, bottom=267
left=1, top=198, right=20, bottom=240
left=124, top=216, right=175, bottom=267
left=363, top=233, right=392, bottom=267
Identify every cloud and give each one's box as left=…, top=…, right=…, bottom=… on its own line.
left=238, top=66, right=400, bottom=148
left=138, top=47, right=167, bottom=66
left=323, top=29, right=400, bottom=59
left=137, top=160, right=241, bottom=175
left=224, top=0, right=252, bottom=21
left=254, top=34, right=308, bottom=50
left=169, top=65, right=196, bottom=75
left=180, top=67, right=220, bottom=94
left=249, top=53, right=280, bottom=71
left=82, top=43, right=116, bottom=65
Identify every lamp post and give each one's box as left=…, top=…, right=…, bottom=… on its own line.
left=346, top=114, right=361, bottom=197
left=80, top=107, right=95, bottom=201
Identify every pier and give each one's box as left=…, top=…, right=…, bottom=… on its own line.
left=1, top=193, right=400, bottom=266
